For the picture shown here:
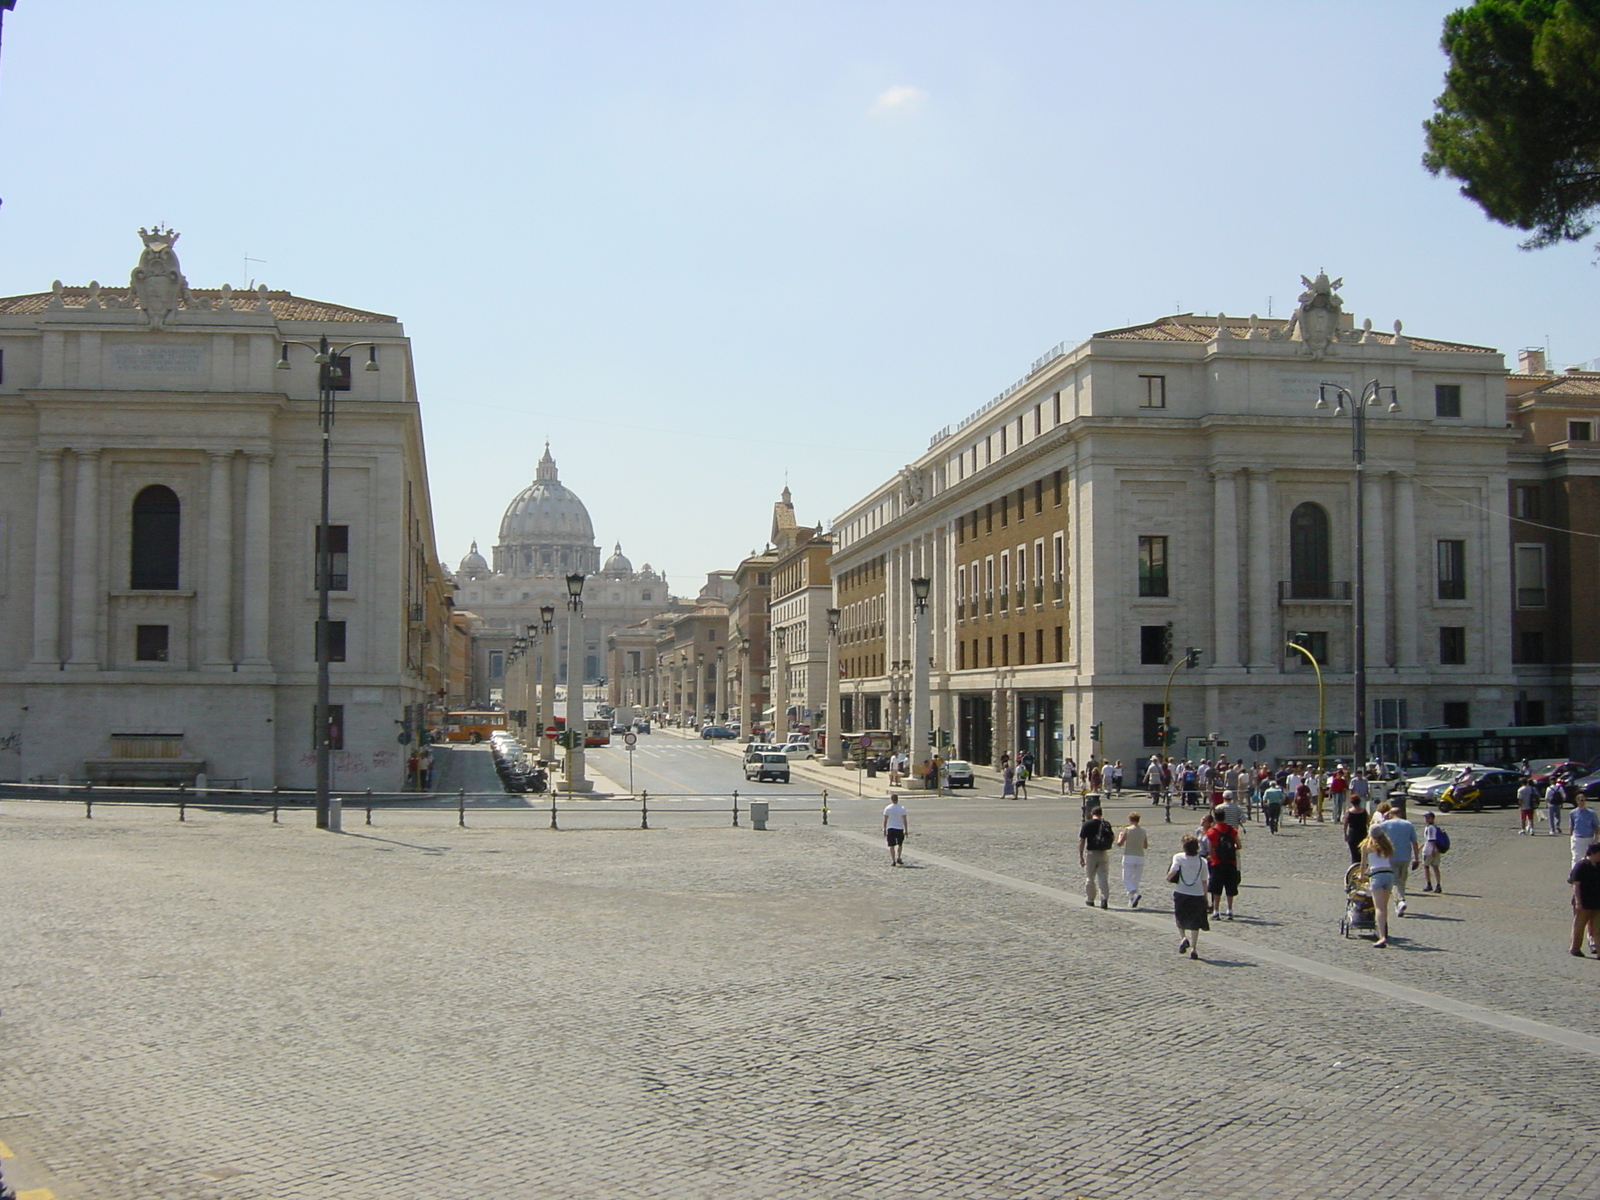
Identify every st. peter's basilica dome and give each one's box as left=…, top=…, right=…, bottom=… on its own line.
left=492, top=445, right=600, bottom=576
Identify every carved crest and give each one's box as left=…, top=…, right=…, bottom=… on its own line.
left=898, top=465, right=924, bottom=508
left=1277, top=271, right=1343, bottom=359
left=130, top=226, right=191, bottom=330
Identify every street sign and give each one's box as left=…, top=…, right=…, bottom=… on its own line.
left=859, top=734, right=873, bottom=750
left=624, top=732, right=638, bottom=747
left=1248, top=734, right=1266, bottom=752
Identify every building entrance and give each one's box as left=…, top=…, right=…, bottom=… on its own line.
left=959, top=694, right=993, bottom=766
left=1018, top=694, right=1062, bottom=777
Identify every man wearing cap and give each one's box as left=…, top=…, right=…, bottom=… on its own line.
left=1374, top=804, right=1420, bottom=915
left=1566, top=841, right=1600, bottom=957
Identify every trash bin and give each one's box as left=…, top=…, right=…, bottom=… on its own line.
left=327, top=796, right=343, bottom=832
left=1081, top=793, right=1101, bottom=820
left=750, top=801, right=769, bottom=831
left=866, top=765, right=877, bottom=778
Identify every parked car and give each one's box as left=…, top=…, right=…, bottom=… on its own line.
left=744, top=743, right=782, bottom=763
left=944, top=760, right=975, bottom=788
left=1437, top=767, right=1525, bottom=811
left=777, top=742, right=813, bottom=760
left=1399, top=763, right=1494, bottom=805
left=744, top=752, right=791, bottom=783
left=701, top=725, right=738, bottom=740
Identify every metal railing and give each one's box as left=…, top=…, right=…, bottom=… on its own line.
left=0, top=781, right=833, bottom=830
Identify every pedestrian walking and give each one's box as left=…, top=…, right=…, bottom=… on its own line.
left=1117, top=812, right=1149, bottom=908
left=1079, top=805, right=1116, bottom=908
left=1167, top=835, right=1210, bottom=960
left=1111, top=760, right=1124, bottom=794
left=1205, top=806, right=1242, bottom=920
left=1374, top=805, right=1420, bottom=915
left=1015, top=762, right=1029, bottom=799
left=1518, top=779, right=1539, bottom=835
left=1061, top=757, right=1077, bottom=795
left=882, top=793, right=909, bottom=866
left=1144, top=756, right=1164, bottom=804
left=1568, top=841, right=1600, bottom=957
left=1359, top=826, right=1397, bottom=948
left=1342, top=795, right=1371, bottom=865
left=1261, top=779, right=1284, bottom=834
left=1546, top=778, right=1567, bottom=835
left=1002, top=762, right=1016, bottom=798
left=1565, top=793, right=1600, bottom=868
left=1420, top=810, right=1449, bottom=893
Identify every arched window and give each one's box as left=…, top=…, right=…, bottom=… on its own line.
left=1289, top=502, right=1331, bottom=599
left=130, top=485, right=180, bottom=589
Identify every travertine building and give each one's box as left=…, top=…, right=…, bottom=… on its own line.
left=0, top=229, right=449, bottom=788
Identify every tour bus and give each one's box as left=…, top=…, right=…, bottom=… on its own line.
left=549, top=715, right=613, bottom=748
left=442, top=711, right=508, bottom=743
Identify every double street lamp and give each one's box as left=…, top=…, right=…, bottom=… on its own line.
left=539, top=604, right=556, bottom=762
left=824, top=607, right=842, bottom=765
left=277, top=334, right=379, bottom=831
left=1316, top=379, right=1399, bottom=772
left=910, top=577, right=931, bottom=787
left=564, top=573, right=590, bottom=793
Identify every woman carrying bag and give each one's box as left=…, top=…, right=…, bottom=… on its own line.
left=1167, top=835, right=1210, bottom=960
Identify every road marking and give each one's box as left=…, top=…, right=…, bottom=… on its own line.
left=833, top=829, right=1600, bottom=1060
left=0, top=1140, right=11, bottom=1157
left=19, top=1189, right=56, bottom=1200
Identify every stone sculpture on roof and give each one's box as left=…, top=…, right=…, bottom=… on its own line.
left=130, top=226, right=191, bottom=330
left=1276, top=271, right=1344, bottom=359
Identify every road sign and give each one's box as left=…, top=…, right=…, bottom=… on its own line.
left=1248, top=734, right=1266, bottom=752
left=859, top=734, right=873, bottom=750
left=624, top=732, right=638, bottom=747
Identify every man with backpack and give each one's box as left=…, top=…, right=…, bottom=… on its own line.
left=1205, top=805, right=1243, bottom=919
left=1079, top=805, right=1116, bottom=908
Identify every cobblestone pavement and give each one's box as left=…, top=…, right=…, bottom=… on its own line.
left=3, top=795, right=1597, bottom=1199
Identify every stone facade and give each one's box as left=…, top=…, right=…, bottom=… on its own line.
left=830, top=285, right=1516, bottom=771
left=0, top=231, right=449, bottom=789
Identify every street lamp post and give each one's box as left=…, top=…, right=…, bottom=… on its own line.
left=771, top=625, right=787, bottom=735
left=739, top=635, right=751, bottom=738
left=525, top=623, right=540, bottom=746
left=1287, top=632, right=1327, bottom=780
left=1317, top=379, right=1399, bottom=772
left=564, top=575, right=590, bottom=793
left=277, top=334, right=379, bottom=831
left=910, top=578, right=931, bottom=788
left=696, top=652, right=705, bottom=725
left=539, top=604, right=556, bottom=762
left=715, top=646, right=726, bottom=725
left=1160, top=646, right=1203, bottom=821
left=824, top=607, right=842, bottom=765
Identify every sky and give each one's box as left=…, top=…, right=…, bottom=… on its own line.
left=1, top=1, right=1595, bottom=593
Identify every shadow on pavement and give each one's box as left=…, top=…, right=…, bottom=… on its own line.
left=337, top=831, right=451, bottom=854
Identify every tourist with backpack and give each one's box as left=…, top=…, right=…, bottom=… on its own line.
left=1420, top=810, right=1449, bottom=893
left=1205, top=806, right=1243, bottom=920
left=1079, top=805, right=1116, bottom=908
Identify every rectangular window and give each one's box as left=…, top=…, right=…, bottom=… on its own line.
left=1016, top=631, right=1025, bottom=665
left=1033, top=540, right=1045, bottom=603
left=1442, top=700, right=1470, bottom=728
left=314, top=703, right=345, bottom=750
left=1569, top=420, right=1592, bottom=442
left=315, top=524, right=350, bottom=591
left=1001, top=633, right=1010, bottom=666
left=985, top=503, right=993, bottom=534
left=985, top=637, right=993, bottom=668
left=135, top=624, right=169, bottom=662
left=1436, top=539, right=1466, bottom=600
left=1035, top=628, right=1044, bottom=662
left=321, top=355, right=353, bottom=393
left=1434, top=383, right=1462, bottom=418
left=999, top=427, right=1007, bottom=455
left=1138, top=535, right=1169, bottom=597
left=1033, top=405, right=1042, bottom=437
left=1515, top=697, right=1547, bottom=725
left=316, top=620, right=347, bottom=663
left=1289, top=630, right=1328, bottom=665
left=489, top=649, right=505, bottom=679
left=1053, top=532, right=1065, bottom=600
left=1518, top=629, right=1546, bottom=663
left=1515, top=544, right=1547, bottom=608
left=1140, top=375, right=1167, bottom=408
left=1034, top=480, right=1043, bottom=514
left=1053, top=391, right=1062, bottom=424
left=1439, top=625, right=1466, bottom=665
left=1052, top=469, right=1062, bottom=507
left=1140, top=625, right=1168, bottom=665
left=1374, top=699, right=1408, bottom=729
left=1143, top=702, right=1166, bottom=747
left=1514, top=485, right=1542, bottom=521
left=1054, top=626, right=1063, bottom=662
left=1000, top=494, right=1008, bottom=527
left=957, top=642, right=966, bottom=670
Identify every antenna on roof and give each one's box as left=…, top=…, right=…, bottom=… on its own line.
left=244, top=252, right=265, bottom=290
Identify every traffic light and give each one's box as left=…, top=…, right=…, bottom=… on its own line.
left=927, top=729, right=937, bottom=746
left=1089, top=723, right=1103, bottom=742
left=1304, top=731, right=1317, bottom=752
left=1185, top=647, right=1202, bottom=669
left=1162, top=621, right=1174, bottom=665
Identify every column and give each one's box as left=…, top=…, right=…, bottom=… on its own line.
left=204, top=451, right=234, bottom=666
left=1247, top=469, right=1273, bottom=667
left=67, top=449, right=100, bottom=667
left=241, top=453, right=272, bottom=666
left=1211, top=469, right=1240, bottom=667
left=31, top=450, right=63, bottom=664
left=1363, top=469, right=1388, bottom=669
left=1393, top=473, right=1418, bottom=668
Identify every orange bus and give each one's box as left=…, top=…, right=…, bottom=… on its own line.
left=441, top=710, right=508, bottom=743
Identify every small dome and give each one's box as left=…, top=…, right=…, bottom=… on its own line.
left=458, top=541, right=489, bottom=577
left=603, top=542, right=633, bottom=574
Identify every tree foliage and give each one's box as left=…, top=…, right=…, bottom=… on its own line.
left=1423, top=0, right=1600, bottom=248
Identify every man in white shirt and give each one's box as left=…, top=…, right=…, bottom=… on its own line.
left=882, top=793, right=909, bottom=866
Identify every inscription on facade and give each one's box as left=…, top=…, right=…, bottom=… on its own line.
left=110, top=344, right=205, bottom=375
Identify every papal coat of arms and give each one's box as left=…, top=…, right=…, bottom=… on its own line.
left=130, top=225, right=191, bottom=330
left=1279, top=271, right=1344, bottom=359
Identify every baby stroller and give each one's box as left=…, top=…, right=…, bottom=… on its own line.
left=1339, top=863, right=1377, bottom=939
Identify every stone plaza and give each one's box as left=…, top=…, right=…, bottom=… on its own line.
left=2, top=788, right=1597, bottom=1199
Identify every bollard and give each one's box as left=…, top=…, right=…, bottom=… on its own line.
left=549, top=788, right=558, bottom=830
left=640, top=789, right=649, bottom=830
left=85, top=793, right=93, bottom=820
left=179, top=793, right=187, bottom=822
left=272, top=800, right=280, bottom=824
left=328, top=795, right=343, bottom=832
left=365, top=788, right=374, bottom=826
left=750, top=801, right=769, bottom=831
left=458, top=788, right=466, bottom=828
left=732, top=789, right=740, bottom=828
left=821, top=789, right=829, bottom=825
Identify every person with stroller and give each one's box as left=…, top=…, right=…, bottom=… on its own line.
left=1359, top=825, right=1397, bottom=948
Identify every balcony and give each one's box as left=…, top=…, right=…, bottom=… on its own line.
left=1278, top=580, right=1352, bottom=603
left=1033, top=583, right=1044, bottom=606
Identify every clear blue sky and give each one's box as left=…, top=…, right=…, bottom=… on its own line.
left=2, top=2, right=1593, bottom=591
